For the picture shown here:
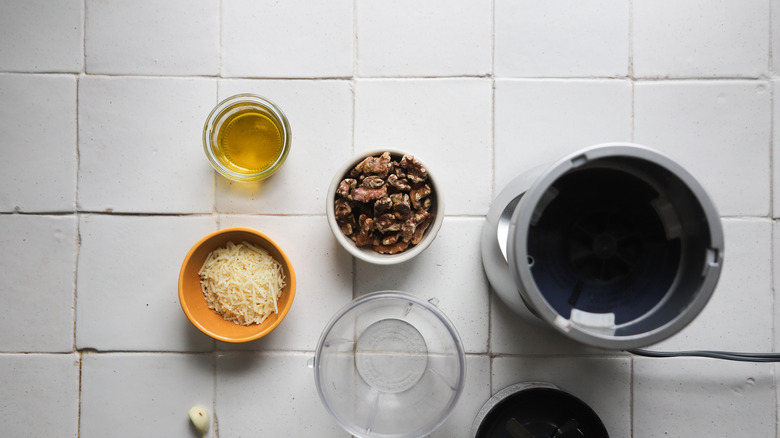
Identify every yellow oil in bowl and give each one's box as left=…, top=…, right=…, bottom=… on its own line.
left=204, top=94, right=291, bottom=182
left=218, top=109, right=282, bottom=174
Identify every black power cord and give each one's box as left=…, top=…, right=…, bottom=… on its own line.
left=627, top=349, right=780, bottom=363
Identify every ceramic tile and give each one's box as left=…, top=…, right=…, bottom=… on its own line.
left=653, top=219, right=772, bottom=352
left=490, top=293, right=606, bottom=356
left=1, top=0, right=777, bottom=435
left=357, top=0, right=491, bottom=77
left=215, top=80, right=353, bottom=214
left=431, top=355, right=491, bottom=438
left=774, top=81, right=780, bottom=217
left=354, top=79, right=492, bottom=215
left=85, top=0, right=219, bottom=76
left=633, top=0, right=769, bottom=78
left=773, top=221, right=780, bottom=351
left=221, top=0, right=353, bottom=78
left=0, top=353, right=79, bottom=437
left=76, top=215, right=216, bottom=351
left=80, top=353, right=215, bottom=438
left=77, top=76, right=217, bottom=213
left=773, top=1, right=780, bottom=74
left=0, top=215, right=76, bottom=352
left=494, top=79, right=632, bottom=193
left=0, top=0, right=83, bottom=72
left=633, top=358, right=775, bottom=437
left=0, top=74, right=77, bottom=212
left=217, top=215, right=353, bottom=351
left=492, top=356, right=630, bottom=437
left=216, top=352, right=348, bottom=437
left=495, top=0, right=629, bottom=78
left=355, top=218, right=490, bottom=354
left=634, top=81, right=771, bottom=217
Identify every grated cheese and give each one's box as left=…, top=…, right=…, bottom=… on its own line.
left=198, top=241, right=286, bottom=326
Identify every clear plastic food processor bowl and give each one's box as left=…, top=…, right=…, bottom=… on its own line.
left=314, top=291, right=466, bottom=438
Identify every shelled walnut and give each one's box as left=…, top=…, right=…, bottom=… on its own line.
left=335, top=152, right=435, bottom=255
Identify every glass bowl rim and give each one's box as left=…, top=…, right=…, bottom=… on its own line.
left=202, top=93, right=292, bottom=182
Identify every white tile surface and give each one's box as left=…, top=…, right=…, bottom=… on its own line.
left=355, top=79, right=492, bottom=215
left=633, top=358, right=774, bottom=437
left=634, top=81, right=771, bottom=217
left=773, top=1, right=780, bottom=74
left=1, top=2, right=777, bottom=436
left=490, top=293, right=607, bottom=356
left=495, top=0, right=630, bottom=78
left=0, top=74, right=77, bottom=212
left=217, top=215, right=353, bottom=351
left=494, top=79, right=632, bottom=192
left=774, top=80, right=780, bottom=217
left=216, top=352, right=347, bottom=437
left=773, top=220, right=780, bottom=350
left=85, top=0, right=219, bottom=76
left=653, top=219, right=772, bottom=351
left=0, top=215, right=76, bottom=352
left=221, top=0, right=353, bottom=78
left=216, top=79, right=353, bottom=214
left=0, top=353, right=80, bottom=437
left=78, top=76, right=217, bottom=213
left=432, top=355, right=491, bottom=438
left=357, top=0, right=491, bottom=77
left=355, top=218, right=490, bottom=354
left=633, top=0, right=769, bottom=78
left=0, top=0, right=83, bottom=73
left=76, top=215, right=216, bottom=351
left=492, top=356, right=631, bottom=438
left=80, top=353, right=215, bottom=438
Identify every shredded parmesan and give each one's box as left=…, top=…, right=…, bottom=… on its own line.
left=198, top=241, right=286, bottom=326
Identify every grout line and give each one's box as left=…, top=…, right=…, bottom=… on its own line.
left=77, top=351, right=84, bottom=437
left=629, top=356, right=634, bottom=438
left=82, top=0, right=87, bottom=76
left=214, top=0, right=222, bottom=222
left=212, top=351, right=218, bottom=438
left=349, top=0, right=358, bottom=303
left=212, top=86, right=219, bottom=219
left=627, top=0, right=634, bottom=80
left=349, top=0, right=358, bottom=301
left=351, top=0, right=357, bottom=156
left=771, top=217, right=777, bottom=438
left=3, top=71, right=772, bottom=83
left=770, top=81, right=775, bottom=221
left=209, top=0, right=225, bottom=432
left=488, top=0, right=496, bottom=389
left=348, top=0, right=357, bottom=301
left=630, top=79, right=636, bottom=143
left=490, top=0, right=497, bottom=200
left=353, top=0, right=358, bottom=81
left=629, top=0, right=635, bottom=146
left=0, top=211, right=500, bottom=219
left=0, top=211, right=773, bottom=222
left=74, top=9, right=85, bottom=434
left=769, top=0, right=774, bottom=78
left=218, top=0, right=223, bottom=79
left=72, top=215, right=81, bottom=352
left=73, top=76, right=82, bottom=353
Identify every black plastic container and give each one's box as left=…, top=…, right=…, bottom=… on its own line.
left=471, top=383, right=608, bottom=438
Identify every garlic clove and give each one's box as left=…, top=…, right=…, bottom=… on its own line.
left=188, top=405, right=210, bottom=436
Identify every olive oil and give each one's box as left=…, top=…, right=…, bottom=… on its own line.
left=204, top=94, right=290, bottom=182
left=216, top=108, right=283, bottom=174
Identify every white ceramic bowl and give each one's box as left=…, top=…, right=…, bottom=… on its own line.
left=326, top=149, right=444, bottom=265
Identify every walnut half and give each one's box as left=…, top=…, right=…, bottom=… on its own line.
left=334, top=151, right=435, bottom=255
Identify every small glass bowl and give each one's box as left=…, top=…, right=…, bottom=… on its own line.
left=203, top=94, right=291, bottom=182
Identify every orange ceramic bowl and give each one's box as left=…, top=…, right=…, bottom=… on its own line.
left=178, top=227, right=296, bottom=343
